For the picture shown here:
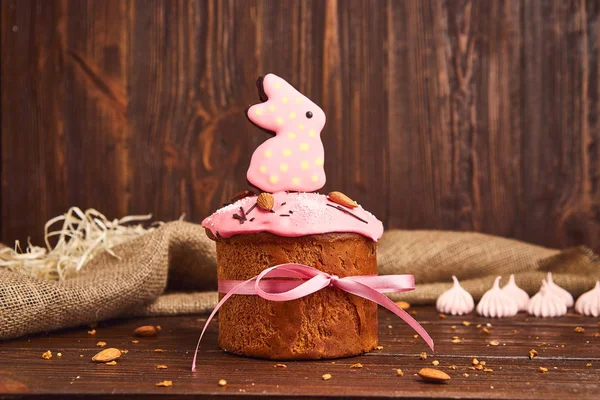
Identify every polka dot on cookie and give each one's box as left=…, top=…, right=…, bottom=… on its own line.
left=308, top=129, right=316, bottom=137
left=311, top=175, right=319, bottom=182
left=268, top=105, right=276, bottom=112
left=264, top=150, right=272, bottom=158
left=280, top=164, right=288, bottom=172
left=282, top=97, right=288, bottom=104
left=289, top=112, right=296, bottom=119
left=315, top=157, right=324, bottom=166
left=255, top=108, right=263, bottom=116
left=269, top=175, right=278, bottom=184
left=283, top=148, right=292, bottom=157
left=288, top=132, right=296, bottom=139
left=299, top=143, right=309, bottom=151
left=259, top=165, right=267, bottom=173
left=301, top=161, right=310, bottom=169
left=276, top=117, right=284, bottom=125
left=292, top=177, right=300, bottom=185
left=298, top=124, right=305, bottom=130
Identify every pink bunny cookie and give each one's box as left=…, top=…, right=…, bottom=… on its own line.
left=246, top=74, right=326, bottom=193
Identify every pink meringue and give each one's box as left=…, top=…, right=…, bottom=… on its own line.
left=501, top=274, right=530, bottom=312
left=545, top=272, right=574, bottom=307
left=527, top=280, right=567, bottom=317
left=575, top=281, right=600, bottom=317
left=476, top=277, right=519, bottom=318
left=436, top=276, right=475, bottom=315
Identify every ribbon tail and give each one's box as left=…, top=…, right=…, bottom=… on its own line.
left=191, top=277, right=256, bottom=371
left=335, top=280, right=434, bottom=352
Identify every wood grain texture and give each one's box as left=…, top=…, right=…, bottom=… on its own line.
left=0, top=307, right=598, bottom=399
left=2, top=0, right=600, bottom=251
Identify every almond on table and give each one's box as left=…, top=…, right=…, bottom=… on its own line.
left=133, top=325, right=159, bottom=337
left=418, top=368, right=451, bottom=383
left=92, top=348, right=121, bottom=363
left=395, top=301, right=410, bottom=310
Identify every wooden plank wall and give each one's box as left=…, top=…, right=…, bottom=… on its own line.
left=2, top=0, right=600, bottom=251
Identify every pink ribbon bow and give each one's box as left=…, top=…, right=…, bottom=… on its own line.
left=192, top=263, right=434, bottom=371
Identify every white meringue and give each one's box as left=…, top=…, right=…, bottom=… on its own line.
left=545, top=272, right=574, bottom=307
left=501, top=274, right=530, bottom=312
left=476, top=276, right=519, bottom=318
left=575, top=281, right=600, bottom=317
left=436, top=276, right=475, bottom=315
left=527, top=280, right=567, bottom=317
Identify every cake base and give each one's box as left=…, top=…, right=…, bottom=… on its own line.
left=210, top=231, right=378, bottom=360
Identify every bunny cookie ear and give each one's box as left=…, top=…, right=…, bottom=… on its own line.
left=246, top=74, right=299, bottom=134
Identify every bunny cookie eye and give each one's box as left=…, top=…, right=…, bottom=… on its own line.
left=305, top=111, right=313, bottom=119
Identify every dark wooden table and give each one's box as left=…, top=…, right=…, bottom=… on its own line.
left=0, top=307, right=598, bottom=399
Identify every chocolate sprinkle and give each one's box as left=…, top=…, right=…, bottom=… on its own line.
left=230, top=189, right=255, bottom=203
left=279, top=214, right=291, bottom=217
left=216, top=231, right=222, bottom=238
left=246, top=203, right=258, bottom=215
left=270, top=210, right=276, bottom=213
left=249, top=217, right=255, bottom=222
left=325, top=203, right=368, bottom=224
left=281, top=202, right=287, bottom=206
left=289, top=210, right=293, bottom=214
left=239, top=206, right=246, bottom=220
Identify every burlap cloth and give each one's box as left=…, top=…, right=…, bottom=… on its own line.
left=1, top=221, right=599, bottom=340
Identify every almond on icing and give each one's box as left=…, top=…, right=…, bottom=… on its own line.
left=545, top=272, right=574, bottom=307
left=574, top=281, right=600, bottom=317
left=436, top=276, right=474, bottom=316
left=501, top=274, right=530, bottom=312
left=476, top=276, right=518, bottom=318
left=527, top=280, right=567, bottom=318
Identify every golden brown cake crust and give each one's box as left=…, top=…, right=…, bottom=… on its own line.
left=214, top=231, right=378, bottom=360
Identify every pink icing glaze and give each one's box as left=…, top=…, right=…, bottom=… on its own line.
left=201, top=192, right=383, bottom=242
left=246, top=74, right=326, bottom=193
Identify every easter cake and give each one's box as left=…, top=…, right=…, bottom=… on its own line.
left=202, top=74, right=385, bottom=359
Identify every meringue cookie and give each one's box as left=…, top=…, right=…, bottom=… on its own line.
left=575, top=281, right=600, bottom=317
left=476, top=276, right=519, bottom=318
left=501, top=274, right=530, bottom=312
left=546, top=272, right=574, bottom=307
left=527, top=280, right=567, bottom=317
left=436, top=276, right=475, bottom=315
